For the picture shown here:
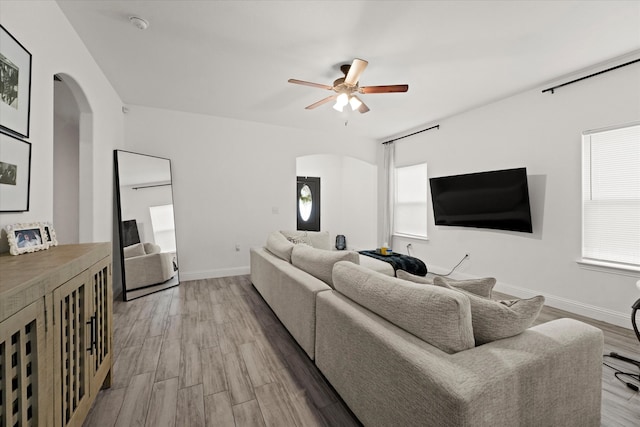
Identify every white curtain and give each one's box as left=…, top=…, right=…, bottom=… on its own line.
left=382, top=142, right=395, bottom=248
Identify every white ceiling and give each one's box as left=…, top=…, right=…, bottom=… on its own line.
left=56, top=1, right=640, bottom=141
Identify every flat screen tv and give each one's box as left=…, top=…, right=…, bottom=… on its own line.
left=429, top=167, right=533, bottom=233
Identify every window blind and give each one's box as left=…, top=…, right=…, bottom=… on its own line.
left=582, top=123, right=640, bottom=267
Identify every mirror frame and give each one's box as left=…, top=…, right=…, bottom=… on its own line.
left=114, top=149, right=180, bottom=300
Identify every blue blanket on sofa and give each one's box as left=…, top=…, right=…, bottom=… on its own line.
left=359, top=250, right=428, bottom=277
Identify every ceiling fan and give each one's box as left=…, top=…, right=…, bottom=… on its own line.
left=288, top=58, right=408, bottom=114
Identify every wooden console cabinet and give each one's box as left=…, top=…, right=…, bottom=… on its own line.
left=0, top=243, right=112, bottom=427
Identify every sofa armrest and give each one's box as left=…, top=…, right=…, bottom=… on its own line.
left=315, top=291, right=603, bottom=427
left=125, top=252, right=175, bottom=290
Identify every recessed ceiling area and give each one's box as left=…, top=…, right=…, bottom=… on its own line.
left=56, top=1, right=640, bottom=140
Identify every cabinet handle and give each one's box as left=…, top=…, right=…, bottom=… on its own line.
left=86, top=315, right=96, bottom=354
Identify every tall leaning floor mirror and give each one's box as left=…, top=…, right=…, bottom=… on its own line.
left=114, top=150, right=179, bottom=300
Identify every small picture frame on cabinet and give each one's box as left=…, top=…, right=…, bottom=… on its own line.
left=5, top=222, right=48, bottom=255
left=42, top=222, right=58, bottom=246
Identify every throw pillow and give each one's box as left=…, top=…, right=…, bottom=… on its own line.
left=265, top=231, right=295, bottom=262
left=123, top=242, right=146, bottom=258
left=291, top=245, right=359, bottom=287
left=280, top=230, right=312, bottom=245
left=280, top=230, right=331, bottom=250
left=333, top=262, right=475, bottom=354
left=397, top=270, right=495, bottom=298
left=433, top=277, right=544, bottom=345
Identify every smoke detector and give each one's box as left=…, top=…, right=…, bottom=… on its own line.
left=129, top=16, right=149, bottom=30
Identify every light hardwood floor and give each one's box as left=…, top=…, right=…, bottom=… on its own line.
left=83, top=276, right=640, bottom=427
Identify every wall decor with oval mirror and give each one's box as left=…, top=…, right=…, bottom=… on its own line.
left=297, top=176, right=320, bottom=231
left=114, top=150, right=179, bottom=300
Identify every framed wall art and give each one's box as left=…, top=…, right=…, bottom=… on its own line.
left=0, top=24, right=32, bottom=138
left=0, top=132, right=31, bottom=211
left=6, top=222, right=48, bottom=255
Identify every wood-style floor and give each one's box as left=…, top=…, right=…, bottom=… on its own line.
left=83, top=276, right=640, bottom=427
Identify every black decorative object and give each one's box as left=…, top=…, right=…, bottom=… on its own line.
left=0, top=132, right=31, bottom=211
left=336, top=234, right=346, bottom=250
left=0, top=24, right=32, bottom=138
left=121, top=219, right=141, bottom=247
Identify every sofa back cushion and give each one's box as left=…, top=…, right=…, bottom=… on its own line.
left=266, top=231, right=296, bottom=262
left=280, top=230, right=331, bottom=250
left=433, top=277, right=544, bottom=345
left=332, top=262, right=475, bottom=354
left=291, top=245, right=359, bottom=287
left=123, top=242, right=146, bottom=259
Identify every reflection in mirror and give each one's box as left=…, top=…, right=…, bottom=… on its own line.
left=114, top=150, right=179, bottom=300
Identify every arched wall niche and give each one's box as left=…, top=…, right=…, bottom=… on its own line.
left=296, top=154, right=378, bottom=250
left=53, top=73, right=94, bottom=243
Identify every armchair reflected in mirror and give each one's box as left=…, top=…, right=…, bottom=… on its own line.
left=114, top=150, right=179, bottom=300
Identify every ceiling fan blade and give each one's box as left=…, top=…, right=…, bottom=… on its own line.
left=288, top=79, right=333, bottom=90
left=344, top=58, right=368, bottom=86
left=355, top=97, right=370, bottom=114
left=305, top=95, right=337, bottom=110
left=359, top=84, right=409, bottom=94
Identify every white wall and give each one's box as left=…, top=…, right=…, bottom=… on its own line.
left=297, top=154, right=378, bottom=250
left=385, top=57, right=640, bottom=328
left=123, top=105, right=377, bottom=280
left=53, top=80, right=80, bottom=245
left=0, top=1, right=124, bottom=248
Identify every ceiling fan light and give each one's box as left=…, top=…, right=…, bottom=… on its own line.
left=333, top=93, right=349, bottom=112
left=349, top=96, right=362, bottom=111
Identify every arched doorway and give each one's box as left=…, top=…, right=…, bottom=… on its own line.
left=53, top=74, right=93, bottom=243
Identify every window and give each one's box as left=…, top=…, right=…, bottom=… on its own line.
left=394, top=163, right=428, bottom=239
left=149, top=204, right=176, bottom=252
left=582, top=123, right=640, bottom=269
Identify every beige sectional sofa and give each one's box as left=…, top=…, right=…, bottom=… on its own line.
left=250, top=231, right=604, bottom=426
left=250, top=230, right=392, bottom=359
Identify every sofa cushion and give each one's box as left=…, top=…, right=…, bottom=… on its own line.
left=266, top=231, right=295, bottom=262
left=332, top=262, right=475, bottom=354
left=280, top=230, right=312, bottom=245
left=123, top=242, right=146, bottom=258
left=280, top=230, right=330, bottom=250
left=433, top=277, right=544, bottom=345
left=397, top=271, right=495, bottom=298
left=291, top=245, right=359, bottom=287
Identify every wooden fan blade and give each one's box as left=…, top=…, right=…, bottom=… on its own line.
left=305, top=95, right=337, bottom=110
left=344, top=58, right=368, bottom=85
left=359, top=84, right=409, bottom=94
left=288, top=79, right=333, bottom=90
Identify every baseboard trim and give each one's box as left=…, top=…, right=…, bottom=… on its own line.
left=180, top=266, right=250, bottom=281
left=428, top=266, right=631, bottom=330
left=495, top=282, right=630, bottom=329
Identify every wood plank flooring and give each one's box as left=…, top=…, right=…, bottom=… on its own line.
left=84, top=276, right=640, bottom=427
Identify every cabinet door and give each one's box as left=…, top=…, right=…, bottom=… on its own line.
left=0, top=298, right=47, bottom=427
left=87, top=258, right=112, bottom=396
left=53, top=272, right=91, bottom=427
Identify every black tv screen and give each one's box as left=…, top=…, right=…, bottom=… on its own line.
left=429, top=167, right=533, bottom=233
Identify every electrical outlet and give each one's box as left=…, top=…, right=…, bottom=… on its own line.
left=235, top=244, right=240, bottom=252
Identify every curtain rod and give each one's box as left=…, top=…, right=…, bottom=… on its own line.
left=382, top=124, right=440, bottom=145
left=542, top=58, right=640, bottom=94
